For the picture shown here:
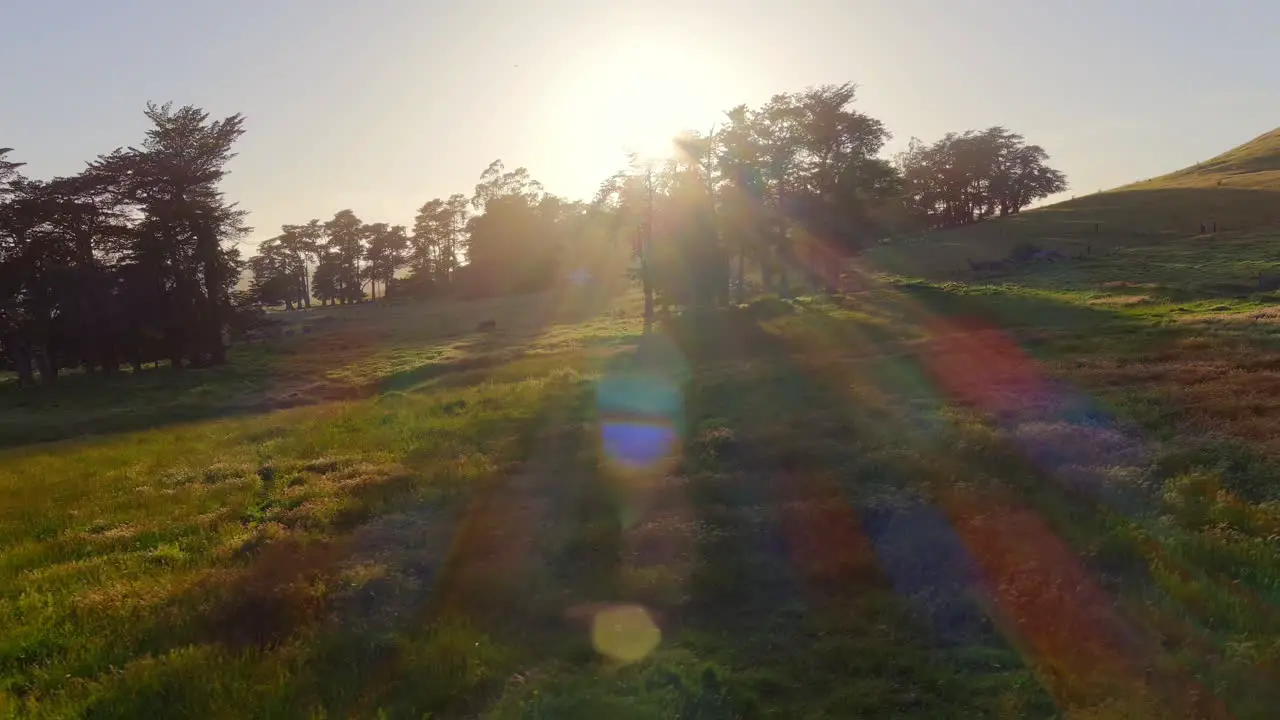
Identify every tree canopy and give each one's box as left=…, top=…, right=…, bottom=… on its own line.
left=1, top=103, right=248, bottom=384
left=896, top=127, right=1068, bottom=229
left=1, top=86, right=1067, bottom=385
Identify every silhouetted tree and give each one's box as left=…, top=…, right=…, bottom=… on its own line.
left=1, top=103, right=249, bottom=383
left=896, top=126, right=1067, bottom=229
left=363, top=223, right=408, bottom=300
left=410, top=193, right=468, bottom=291
left=2, top=83, right=1073, bottom=390
left=322, top=209, right=364, bottom=304
left=88, top=103, right=248, bottom=367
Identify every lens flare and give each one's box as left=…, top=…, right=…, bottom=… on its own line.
left=601, top=420, right=678, bottom=470
left=596, top=373, right=684, bottom=472
left=590, top=604, right=662, bottom=663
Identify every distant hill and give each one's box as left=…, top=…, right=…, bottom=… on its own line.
left=868, top=128, right=1280, bottom=277
left=1123, top=128, right=1280, bottom=192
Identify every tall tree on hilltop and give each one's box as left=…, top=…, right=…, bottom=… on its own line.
left=716, top=105, right=769, bottom=303
left=410, top=193, right=468, bottom=291
left=88, top=103, right=248, bottom=366
left=464, top=160, right=562, bottom=295
left=471, top=160, right=543, bottom=213
left=897, top=126, right=1066, bottom=229
left=248, top=236, right=299, bottom=308
left=322, top=209, right=364, bottom=303
left=363, top=223, right=408, bottom=300
left=593, top=159, right=664, bottom=323
left=0, top=177, right=64, bottom=383
left=278, top=222, right=320, bottom=307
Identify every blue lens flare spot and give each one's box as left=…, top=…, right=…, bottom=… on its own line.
left=601, top=420, right=677, bottom=470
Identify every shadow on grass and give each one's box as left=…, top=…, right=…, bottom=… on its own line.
left=0, top=289, right=633, bottom=449
left=620, top=310, right=1060, bottom=718
left=66, top=376, right=623, bottom=719
left=0, top=326, right=644, bottom=452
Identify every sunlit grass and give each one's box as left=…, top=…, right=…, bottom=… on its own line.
left=8, top=251, right=1280, bottom=717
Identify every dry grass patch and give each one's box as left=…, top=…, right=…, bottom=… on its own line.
left=1088, top=294, right=1152, bottom=306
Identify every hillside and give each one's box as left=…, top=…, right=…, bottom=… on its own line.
left=869, top=127, right=1280, bottom=277
left=1125, top=127, right=1280, bottom=192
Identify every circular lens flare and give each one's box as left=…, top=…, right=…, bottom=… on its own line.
left=602, top=420, right=677, bottom=470
left=591, top=604, right=662, bottom=663
left=597, top=372, right=685, bottom=472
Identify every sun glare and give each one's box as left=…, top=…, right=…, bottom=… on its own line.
left=600, top=46, right=715, bottom=156
left=551, top=41, right=730, bottom=187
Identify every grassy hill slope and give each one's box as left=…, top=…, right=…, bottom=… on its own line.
left=869, top=128, right=1280, bottom=278
left=1126, top=127, right=1280, bottom=192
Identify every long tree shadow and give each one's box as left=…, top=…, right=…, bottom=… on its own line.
left=0, top=288, right=631, bottom=449
left=65, top=373, right=626, bottom=719
left=665, top=310, right=1057, bottom=717
left=648, top=290, right=1268, bottom=717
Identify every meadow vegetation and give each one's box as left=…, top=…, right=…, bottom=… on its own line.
left=7, top=220, right=1280, bottom=717
left=5, top=73, right=1280, bottom=718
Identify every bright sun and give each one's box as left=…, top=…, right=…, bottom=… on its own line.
left=599, top=47, right=711, bottom=157
left=554, top=42, right=729, bottom=183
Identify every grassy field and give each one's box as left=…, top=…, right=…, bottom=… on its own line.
left=8, top=222, right=1280, bottom=714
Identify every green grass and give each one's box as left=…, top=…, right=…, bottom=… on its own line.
left=0, top=284, right=637, bottom=447
left=8, top=240, right=1280, bottom=717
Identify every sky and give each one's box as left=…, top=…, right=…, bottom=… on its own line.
left=3, top=0, right=1279, bottom=251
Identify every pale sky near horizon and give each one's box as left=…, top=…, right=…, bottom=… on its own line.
left=3, top=0, right=1278, bottom=251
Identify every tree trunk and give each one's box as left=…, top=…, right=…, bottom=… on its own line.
left=196, top=223, right=227, bottom=366
left=778, top=256, right=791, bottom=299
left=641, top=258, right=654, bottom=329
left=102, top=346, right=119, bottom=376
left=12, top=342, right=34, bottom=387
left=736, top=242, right=746, bottom=305
left=167, top=329, right=184, bottom=370
left=34, top=347, right=57, bottom=385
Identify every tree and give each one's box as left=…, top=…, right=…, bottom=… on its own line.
left=87, top=102, right=249, bottom=367
left=249, top=235, right=303, bottom=308
left=0, top=149, right=23, bottom=185
left=897, top=126, right=1067, bottom=229
left=2, top=103, right=253, bottom=383
left=594, top=160, right=672, bottom=324
left=362, top=223, right=408, bottom=300
left=322, top=209, right=364, bottom=303
left=471, top=160, right=543, bottom=213
left=277, top=223, right=319, bottom=307
left=311, top=256, right=342, bottom=306
left=1, top=84, right=1077, bottom=390
left=461, top=161, right=564, bottom=296
left=410, top=193, right=468, bottom=290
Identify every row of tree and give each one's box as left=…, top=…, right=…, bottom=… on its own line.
left=1, top=104, right=247, bottom=385
left=248, top=160, right=618, bottom=309
left=250, top=84, right=1068, bottom=321
left=2, top=83, right=1067, bottom=385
